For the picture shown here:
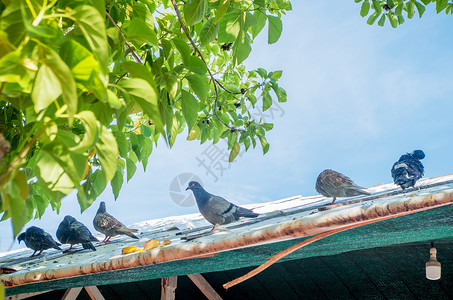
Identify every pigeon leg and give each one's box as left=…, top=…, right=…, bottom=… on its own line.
left=30, top=251, right=37, bottom=257
left=210, top=225, right=218, bottom=231
left=105, top=236, right=112, bottom=243
left=36, top=250, right=43, bottom=256
left=98, top=236, right=108, bottom=244
left=330, top=197, right=336, bottom=205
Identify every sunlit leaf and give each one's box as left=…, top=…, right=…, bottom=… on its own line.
left=184, top=0, right=207, bottom=26
left=181, top=90, right=199, bottom=130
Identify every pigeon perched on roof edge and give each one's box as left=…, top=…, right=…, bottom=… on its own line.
left=56, top=215, right=98, bottom=251
left=315, top=169, right=371, bottom=205
left=391, top=150, right=425, bottom=190
left=17, top=226, right=62, bottom=257
left=186, top=181, right=259, bottom=231
left=93, top=201, right=139, bottom=243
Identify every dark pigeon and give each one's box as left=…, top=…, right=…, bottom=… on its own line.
left=56, top=215, right=99, bottom=251
left=316, top=169, right=371, bottom=205
left=17, top=226, right=62, bottom=257
left=186, top=181, right=259, bottom=231
left=391, top=150, right=425, bottom=190
left=93, top=201, right=139, bottom=243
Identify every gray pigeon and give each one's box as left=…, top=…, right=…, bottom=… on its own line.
left=391, top=150, right=425, bottom=190
left=316, top=169, right=371, bottom=205
left=93, top=201, right=139, bottom=243
left=17, top=226, right=62, bottom=256
left=186, top=181, right=259, bottom=231
left=56, top=215, right=99, bottom=251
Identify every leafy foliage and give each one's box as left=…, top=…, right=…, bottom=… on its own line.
left=0, top=0, right=291, bottom=235
left=355, top=0, right=453, bottom=27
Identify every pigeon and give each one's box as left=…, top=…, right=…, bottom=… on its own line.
left=93, top=201, right=139, bottom=243
left=315, top=169, right=371, bottom=205
left=186, top=181, right=259, bottom=231
left=391, top=150, right=425, bottom=190
left=56, top=215, right=99, bottom=251
left=17, top=226, right=62, bottom=257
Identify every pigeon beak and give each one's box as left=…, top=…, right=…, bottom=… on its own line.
left=185, top=187, right=190, bottom=191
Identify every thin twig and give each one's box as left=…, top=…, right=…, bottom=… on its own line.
left=105, top=11, right=142, bottom=64
left=170, top=0, right=238, bottom=131
left=222, top=205, right=441, bottom=289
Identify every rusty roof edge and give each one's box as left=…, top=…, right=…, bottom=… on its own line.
left=2, top=188, right=453, bottom=288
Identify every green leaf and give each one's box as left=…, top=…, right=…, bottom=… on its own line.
left=372, top=0, right=382, bottom=14
left=436, top=0, right=448, bottom=13
left=378, top=13, right=386, bottom=26
left=277, top=87, right=287, bottom=102
left=4, top=170, right=28, bottom=236
left=184, top=0, right=207, bottom=26
left=70, top=111, right=100, bottom=153
left=414, top=1, right=426, bottom=16
left=39, top=45, right=77, bottom=122
left=397, top=15, right=405, bottom=24
left=95, top=126, right=118, bottom=182
left=189, top=56, right=207, bottom=75
left=200, top=18, right=219, bottom=46
left=228, top=131, right=237, bottom=149
left=420, top=0, right=430, bottom=4
left=119, top=78, right=164, bottom=134
left=229, top=141, right=240, bottom=162
left=395, top=3, right=404, bottom=16
left=262, top=89, right=272, bottom=111
left=360, top=1, right=371, bottom=17
left=181, top=90, right=199, bottom=130
left=218, top=11, right=242, bottom=43
left=111, top=163, right=124, bottom=200
left=187, top=124, right=201, bottom=140
left=116, top=132, right=129, bottom=158
left=251, top=10, right=267, bottom=39
left=0, top=50, right=26, bottom=83
left=267, top=15, right=282, bottom=44
left=126, top=157, right=137, bottom=182
left=387, top=13, right=398, bottom=28
left=407, top=2, right=415, bottom=18
left=214, top=0, right=230, bottom=24
left=367, top=12, right=380, bottom=25
left=270, top=70, right=283, bottom=80
left=70, top=5, right=108, bottom=75
left=122, top=61, right=158, bottom=91
left=261, top=123, right=273, bottom=131
left=127, top=18, right=158, bottom=46
left=172, top=37, right=192, bottom=68
left=232, top=30, right=251, bottom=66
left=31, top=64, right=62, bottom=112
left=258, top=135, right=269, bottom=154
left=187, top=73, right=209, bottom=102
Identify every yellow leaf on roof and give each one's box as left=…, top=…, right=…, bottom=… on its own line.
left=144, top=239, right=160, bottom=250
left=121, top=246, right=143, bottom=255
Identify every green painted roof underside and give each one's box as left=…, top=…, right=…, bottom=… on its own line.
left=6, top=205, right=453, bottom=296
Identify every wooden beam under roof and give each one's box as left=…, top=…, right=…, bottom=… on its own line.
left=161, top=276, right=177, bottom=300
left=187, top=273, right=222, bottom=300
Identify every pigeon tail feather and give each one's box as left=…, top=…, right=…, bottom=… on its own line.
left=235, top=206, right=259, bottom=218
left=82, top=242, right=96, bottom=251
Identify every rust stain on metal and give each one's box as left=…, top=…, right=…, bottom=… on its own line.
left=2, top=188, right=453, bottom=289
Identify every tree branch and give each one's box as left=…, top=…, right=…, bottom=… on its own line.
left=170, top=0, right=239, bottom=132
left=105, top=11, right=142, bottom=64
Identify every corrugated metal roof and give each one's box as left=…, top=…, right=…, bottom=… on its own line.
left=2, top=174, right=453, bottom=296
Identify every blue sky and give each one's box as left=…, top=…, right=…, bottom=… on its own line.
left=1, top=1, right=453, bottom=252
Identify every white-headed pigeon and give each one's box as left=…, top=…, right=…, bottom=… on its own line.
left=391, top=150, right=425, bottom=190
